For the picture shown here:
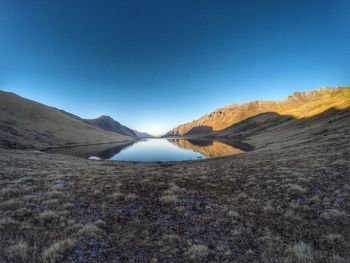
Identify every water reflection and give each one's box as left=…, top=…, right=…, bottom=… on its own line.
left=91, top=143, right=134, bottom=159
left=48, top=138, right=251, bottom=162
left=106, top=139, right=205, bottom=162
left=168, top=138, right=247, bottom=158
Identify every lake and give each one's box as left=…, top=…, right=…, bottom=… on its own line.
left=48, top=138, right=252, bottom=162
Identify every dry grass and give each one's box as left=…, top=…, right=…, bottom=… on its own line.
left=42, top=238, right=76, bottom=263
left=124, top=193, right=137, bottom=202
left=5, top=241, right=28, bottom=262
left=284, top=242, right=314, bottom=263
left=108, top=192, right=124, bottom=201
left=320, top=209, right=346, bottom=221
left=287, top=184, right=307, bottom=195
left=329, top=255, right=347, bottom=263
left=159, top=194, right=178, bottom=206
left=320, top=234, right=346, bottom=252
left=186, top=244, right=210, bottom=261
left=37, top=211, right=61, bottom=226
left=0, top=217, right=20, bottom=231
left=227, top=210, right=240, bottom=218
left=0, top=198, right=24, bottom=210
left=0, top=108, right=349, bottom=262
left=76, top=224, right=104, bottom=240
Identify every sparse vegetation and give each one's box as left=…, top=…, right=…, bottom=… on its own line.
left=320, top=209, right=346, bottom=221
left=42, top=238, right=76, bottom=263
left=0, top=217, right=20, bottom=231
left=227, top=210, right=239, bottom=218
left=37, top=211, right=61, bottom=226
left=76, top=224, right=104, bottom=240
left=287, top=184, right=307, bottom=195
left=108, top=192, right=124, bottom=201
left=124, top=193, right=137, bottom=202
left=5, top=241, right=28, bottom=262
left=284, top=242, right=314, bottom=263
left=320, top=234, right=346, bottom=252
left=1, top=90, right=349, bottom=262
left=159, top=194, right=178, bottom=205
left=186, top=244, right=210, bottom=261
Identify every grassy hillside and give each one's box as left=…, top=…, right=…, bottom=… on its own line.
left=0, top=91, right=134, bottom=149
left=0, top=103, right=349, bottom=262
left=167, top=87, right=350, bottom=136
left=0, top=87, right=349, bottom=262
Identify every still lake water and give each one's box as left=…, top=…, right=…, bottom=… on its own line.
left=48, top=138, right=252, bottom=162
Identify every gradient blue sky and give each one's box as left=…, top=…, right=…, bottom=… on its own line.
left=0, top=0, right=349, bottom=135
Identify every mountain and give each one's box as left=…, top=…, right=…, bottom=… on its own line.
left=0, top=91, right=135, bottom=149
left=133, top=130, right=153, bottom=138
left=84, top=116, right=154, bottom=138
left=84, top=115, right=137, bottom=137
left=167, top=87, right=350, bottom=137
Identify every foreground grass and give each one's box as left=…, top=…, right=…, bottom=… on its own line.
left=0, top=128, right=349, bottom=262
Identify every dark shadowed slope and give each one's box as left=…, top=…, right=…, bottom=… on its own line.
left=133, top=130, right=154, bottom=138
left=0, top=91, right=134, bottom=149
left=84, top=115, right=137, bottom=138
left=222, top=107, right=350, bottom=150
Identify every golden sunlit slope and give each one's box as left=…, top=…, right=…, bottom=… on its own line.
left=167, top=87, right=350, bottom=136
left=0, top=91, right=134, bottom=149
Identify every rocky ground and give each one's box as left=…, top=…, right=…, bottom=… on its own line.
left=1, top=112, right=350, bottom=263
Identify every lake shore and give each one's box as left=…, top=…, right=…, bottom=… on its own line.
left=46, top=137, right=252, bottom=161
left=1, top=125, right=349, bottom=262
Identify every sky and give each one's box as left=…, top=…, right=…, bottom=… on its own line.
left=0, top=0, right=349, bottom=136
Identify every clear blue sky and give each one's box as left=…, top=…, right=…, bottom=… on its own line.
left=0, top=0, right=349, bottom=135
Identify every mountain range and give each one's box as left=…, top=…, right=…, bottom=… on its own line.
left=0, top=87, right=349, bottom=150
left=0, top=91, right=151, bottom=149
left=167, top=87, right=350, bottom=137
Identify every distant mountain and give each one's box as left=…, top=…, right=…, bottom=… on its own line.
left=0, top=91, right=134, bottom=149
left=84, top=116, right=153, bottom=138
left=167, top=87, right=350, bottom=136
left=133, top=130, right=153, bottom=138
left=84, top=115, right=137, bottom=138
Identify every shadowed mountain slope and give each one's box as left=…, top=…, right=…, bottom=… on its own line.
left=133, top=130, right=154, bottom=138
left=84, top=115, right=137, bottom=137
left=167, top=87, right=350, bottom=136
left=0, top=91, right=134, bottom=149
left=216, top=107, right=350, bottom=150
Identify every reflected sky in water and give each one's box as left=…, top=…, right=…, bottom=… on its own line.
left=87, top=138, right=249, bottom=162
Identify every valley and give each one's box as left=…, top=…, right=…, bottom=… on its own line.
left=0, top=87, right=349, bottom=262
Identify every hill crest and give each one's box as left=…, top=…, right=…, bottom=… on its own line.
left=167, top=86, right=350, bottom=136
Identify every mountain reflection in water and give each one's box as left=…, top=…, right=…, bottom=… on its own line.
left=168, top=138, right=248, bottom=158
left=47, top=138, right=251, bottom=162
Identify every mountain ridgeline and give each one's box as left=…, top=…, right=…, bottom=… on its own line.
left=167, top=87, right=350, bottom=137
left=84, top=116, right=153, bottom=138
left=0, top=91, right=150, bottom=149
left=1, top=87, right=348, bottom=150
left=84, top=115, right=137, bottom=137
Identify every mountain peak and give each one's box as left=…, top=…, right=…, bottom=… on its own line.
left=97, top=115, right=113, bottom=120
left=84, top=116, right=136, bottom=137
